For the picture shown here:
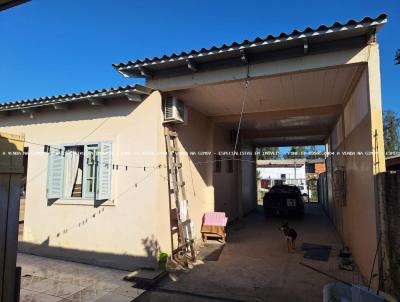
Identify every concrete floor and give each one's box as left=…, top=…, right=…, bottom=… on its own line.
left=138, top=204, right=359, bottom=302
left=17, top=253, right=144, bottom=302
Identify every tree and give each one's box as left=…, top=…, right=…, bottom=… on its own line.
left=257, top=146, right=280, bottom=160
left=383, top=110, right=400, bottom=153
left=306, top=145, right=325, bottom=159
left=396, top=49, right=400, bottom=65
left=284, top=146, right=305, bottom=159
left=306, top=145, right=317, bottom=159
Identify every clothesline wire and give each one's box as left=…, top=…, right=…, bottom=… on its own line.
left=2, top=116, right=155, bottom=184
left=1, top=135, right=262, bottom=172
left=48, top=165, right=162, bottom=241
left=39, top=154, right=260, bottom=242
left=112, top=165, right=162, bottom=200
left=191, top=157, right=257, bottom=166
left=0, top=136, right=162, bottom=170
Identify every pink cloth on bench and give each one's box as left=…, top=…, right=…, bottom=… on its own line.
left=203, top=212, right=228, bottom=227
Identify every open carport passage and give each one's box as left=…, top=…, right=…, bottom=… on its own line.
left=136, top=204, right=356, bottom=302
left=115, top=14, right=387, bottom=296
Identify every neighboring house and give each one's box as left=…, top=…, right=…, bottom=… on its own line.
left=386, top=155, right=400, bottom=171
left=0, top=13, right=388, bottom=284
left=257, top=159, right=306, bottom=188
left=305, top=158, right=326, bottom=179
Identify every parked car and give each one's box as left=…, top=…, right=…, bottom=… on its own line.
left=263, top=185, right=304, bottom=218
left=297, top=184, right=309, bottom=196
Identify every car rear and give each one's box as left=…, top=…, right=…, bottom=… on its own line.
left=263, top=185, right=304, bottom=218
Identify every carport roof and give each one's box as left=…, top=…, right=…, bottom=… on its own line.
left=113, top=14, right=387, bottom=78
left=0, top=0, right=30, bottom=11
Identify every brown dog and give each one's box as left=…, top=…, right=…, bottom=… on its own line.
left=280, top=223, right=298, bottom=253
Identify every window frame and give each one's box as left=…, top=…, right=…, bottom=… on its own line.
left=50, top=141, right=112, bottom=202
left=82, top=144, right=100, bottom=199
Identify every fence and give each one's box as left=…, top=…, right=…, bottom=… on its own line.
left=377, top=171, right=400, bottom=298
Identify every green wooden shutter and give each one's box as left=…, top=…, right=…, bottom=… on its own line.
left=97, top=142, right=112, bottom=200
left=47, top=146, right=65, bottom=199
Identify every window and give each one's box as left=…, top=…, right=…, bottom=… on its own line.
left=214, top=154, right=221, bottom=173
left=47, top=142, right=112, bottom=200
left=306, top=163, right=315, bottom=173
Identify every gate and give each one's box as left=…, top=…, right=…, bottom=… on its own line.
left=0, top=132, right=25, bottom=302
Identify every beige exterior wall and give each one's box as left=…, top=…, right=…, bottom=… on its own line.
left=0, top=92, right=167, bottom=270
left=327, top=43, right=386, bottom=283
left=0, top=94, right=253, bottom=269
left=240, top=145, right=257, bottom=216
left=213, top=125, right=239, bottom=221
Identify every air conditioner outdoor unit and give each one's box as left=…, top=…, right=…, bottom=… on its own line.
left=164, top=96, right=185, bottom=124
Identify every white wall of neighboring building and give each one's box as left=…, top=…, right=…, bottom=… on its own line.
left=258, top=165, right=306, bottom=182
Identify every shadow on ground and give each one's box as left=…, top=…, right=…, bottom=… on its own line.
left=135, top=204, right=357, bottom=302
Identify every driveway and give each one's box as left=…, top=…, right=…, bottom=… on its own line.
left=137, top=204, right=356, bottom=302
left=17, top=253, right=144, bottom=302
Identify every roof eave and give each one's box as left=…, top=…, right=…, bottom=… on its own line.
left=0, top=0, right=30, bottom=11
left=112, top=14, right=387, bottom=77
left=0, top=84, right=153, bottom=112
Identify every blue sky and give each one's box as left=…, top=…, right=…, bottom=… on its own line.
left=0, top=0, right=398, bottom=113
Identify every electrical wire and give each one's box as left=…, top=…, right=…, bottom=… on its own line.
left=1, top=134, right=259, bottom=170
left=0, top=135, right=161, bottom=171
left=48, top=164, right=163, bottom=241
left=233, top=63, right=251, bottom=158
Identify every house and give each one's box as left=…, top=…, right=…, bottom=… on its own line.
left=257, top=159, right=306, bottom=188
left=305, top=158, right=326, bottom=180
left=386, top=155, right=400, bottom=171
left=0, top=13, right=388, bottom=284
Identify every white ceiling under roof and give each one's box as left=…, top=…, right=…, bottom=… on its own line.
left=173, top=64, right=364, bottom=147
left=175, top=65, right=359, bottom=116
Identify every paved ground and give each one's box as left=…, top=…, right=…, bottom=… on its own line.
left=17, top=204, right=358, bottom=302
left=137, top=204, right=359, bottom=302
left=17, top=253, right=144, bottom=302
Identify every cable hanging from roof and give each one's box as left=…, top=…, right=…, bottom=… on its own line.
left=232, top=62, right=251, bottom=158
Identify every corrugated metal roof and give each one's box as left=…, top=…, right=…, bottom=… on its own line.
left=386, top=155, right=400, bottom=169
left=0, top=0, right=30, bottom=11
left=0, top=84, right=153, bottom=111
left=113, top=14, right=387, bottom=77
